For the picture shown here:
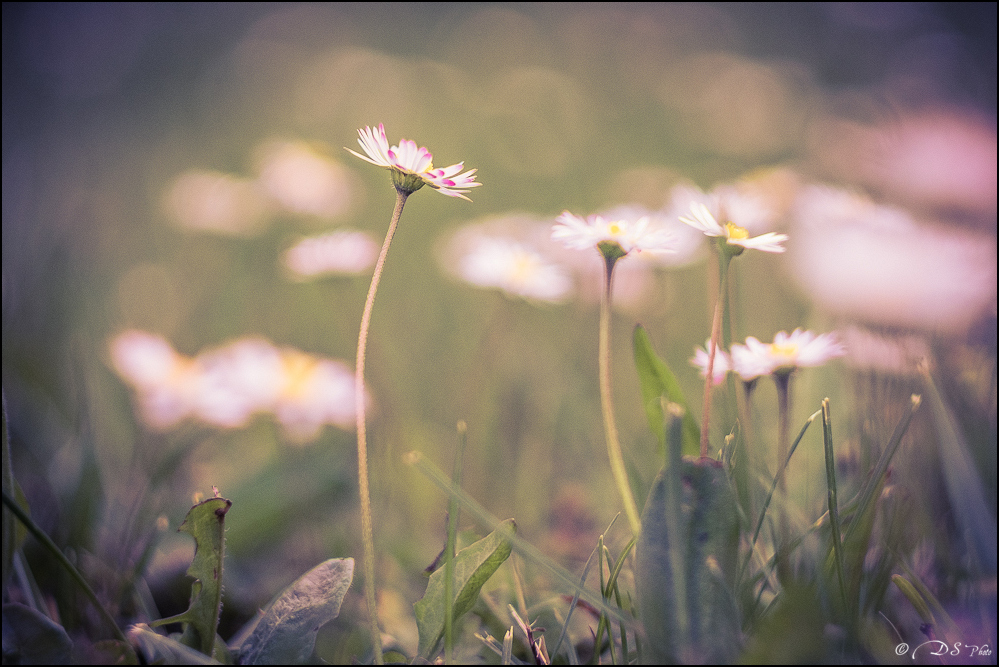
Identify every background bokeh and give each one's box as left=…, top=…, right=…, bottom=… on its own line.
left=3, top=3, right=996, bottom=661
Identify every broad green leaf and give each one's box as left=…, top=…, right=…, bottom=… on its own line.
left=636, top=456, right=740, bottom=664
left=150, top=494, right=231, bottom=658
left=230, top=558, right=354, bottom=665
left=128, top=623, right=221, bottom=665
left=633, top=325, right=700, bottom=458
left=414, top=518, right=516, bottom=660
left=2, top=602, right=73, bottom=665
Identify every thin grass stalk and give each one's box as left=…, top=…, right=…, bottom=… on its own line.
left=843, top=394, right=921, bottom=546
left=550, top=515, right=618, bottom=661
left=405, top=451, right=632, bottom=626
left=598, top=255, right=641, bottom=536
left=444, top=421, right=468, bottom=664
left=821, top=398, right=848, bottom=615
left=355, top=188, right=409, bottom=665
left=2, top=490, right=129, bottom=646
left=739, top=409, right=821, bottom=583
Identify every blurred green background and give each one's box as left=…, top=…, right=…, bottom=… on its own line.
left=3, top=3, right=995, bottom=660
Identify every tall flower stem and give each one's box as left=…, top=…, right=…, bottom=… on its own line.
left=699, top=250, right=734, bottom=458
left=355, top=188, right=409, bottom=666
left=598, top=255, right=641, bottom=536
left=773, top=371, right=792, bottom=583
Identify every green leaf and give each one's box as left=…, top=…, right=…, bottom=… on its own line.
left=633, top=325, right=700, bottom=458
left=230, top=558, right=354, bottom=665
left=1, top=602, right=73, bottom=665
left=128, top=623, right=221, bottom=665
left=636, top=456, right=741, bottom=664
left=150, top=494, right=231, bottom=658
left=414, top=518, right=516, bottom=660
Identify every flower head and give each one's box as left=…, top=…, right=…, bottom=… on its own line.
left=691, top=339, right=731, bottom=385
left=283, top=229, right=378, bottom=279
left=346, top=123, right=480, bottom=200
left=552, top=211, right=674, bottom=261
left=458, top=237, right=572, bottom=303
left=680, top=202, right=787, bottom=254
left=730, top=329, right=845, bottom=379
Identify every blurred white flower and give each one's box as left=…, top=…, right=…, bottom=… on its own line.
left=730, top=329, right=845, bottom=380
left=272, top=350, right=366, bottom=443
left=347, top=123, right=481, bottom=200
left=838, top=325, right=930, bottom=376
left=680, top=202, right=788, bottom=253
left=809, top=109, right=997, bottom=219
left=110, top=330, right=199, bottom=429
left=255, top=139, right=355, bottom=218
left=163, top=169, right=272, bottom=237
left=283, top=229, right=378, bottom=279
left=194, top=337, right=284, bottom=428
left=110, top=331, right=367, bottom=441
left=791, top=186, right=997, bottom=334
left=691, top=339, right=731, bottom=385
left=458, top=236, right=571, bottom=303
left=668, top=182, right=777, bottom=235
left=552, top=211, right=675, bottom=257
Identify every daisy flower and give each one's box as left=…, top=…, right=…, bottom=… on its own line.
left=730, top=329, right=846, bottom=379
left=691, top=339, right=731, bottom=385
left=552, top=211, right=675, bottom=260
left=346, top=123, right=481, bottom=200
left=458, top=236, right=572, bottom=303
left=680, top=202, right=787, bottom=254
left=283, top=229, right=379, bottom=279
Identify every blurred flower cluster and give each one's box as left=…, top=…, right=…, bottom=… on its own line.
left=163, top=140, right=359, bottom=237
left=110, top=330, right=368, bottom=442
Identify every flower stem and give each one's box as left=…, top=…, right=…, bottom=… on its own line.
left=774, top=371, right=792, bottom=583
left=598, top=256, right=641, bottom=536
left=355, top=188, right=408, bottom=665
left=699, top=251, right=733, bottom=458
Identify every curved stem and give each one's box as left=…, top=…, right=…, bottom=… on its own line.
left=699, top=250, right=732, bottom=458
left=598, top=257, right=641, bottom=536
left=355, top=188, right=408, bottom=665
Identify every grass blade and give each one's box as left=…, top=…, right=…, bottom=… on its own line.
left=821, top=398, right=848, bottom=616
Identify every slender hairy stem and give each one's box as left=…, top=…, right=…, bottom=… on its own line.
left=355, top=188, right=408, bottom=665
left=699, top=251, right=732, bottom=458
left=598, top=256, right=641, bottom=536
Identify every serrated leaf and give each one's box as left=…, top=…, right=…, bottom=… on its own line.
left=2, top=602, right=74, bottom=665
left=128, top=623, right=221, bottom=665
left=633, top=325, right=700, bottom=458
left=231, top=557, right=354, bottom=665
left=636, top=457, right=740, bottom=664
left=414, top=518, right=516, bottom=660
left=149, top=495, right=231, bottom=658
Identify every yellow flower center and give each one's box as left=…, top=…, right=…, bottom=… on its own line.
left=725, top=222, right=749, bottom=240
left=608, top=222, right=625, bottom=236
left=770, top=342, right=798, bottom=363
left=280, top=350, right=318, bottom=399
left=510, top=252, right=537, bottom=285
